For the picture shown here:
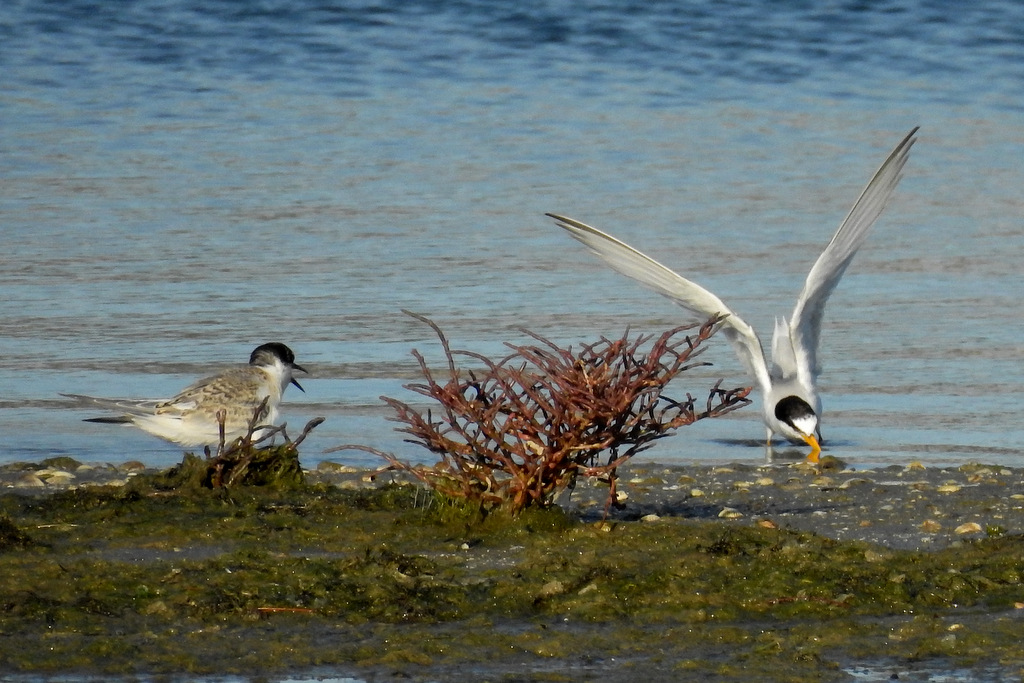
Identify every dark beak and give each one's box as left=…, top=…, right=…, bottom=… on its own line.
left=290, top=363, right=308, bottom=392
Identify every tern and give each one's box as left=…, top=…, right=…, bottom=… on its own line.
left=63, top=342, right=307, bottom=447
left=548, top=127, right=918, bottom=462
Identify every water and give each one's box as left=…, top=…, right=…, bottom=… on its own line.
left=3, top=0, right=1024, bottom=472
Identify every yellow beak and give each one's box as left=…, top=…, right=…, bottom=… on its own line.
left=801, top=434, right=821, bottom=464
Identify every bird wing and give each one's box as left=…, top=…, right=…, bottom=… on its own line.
left=548, top=213, right=772, bottom=393
left=157, top=365, right=264, bottom=413
left=60, top=393, right=167, bottom=417
left=786, top=127, right=918, bottom=381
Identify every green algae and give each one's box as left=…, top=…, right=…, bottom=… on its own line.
left=1, top=471, right=1024, bottom=680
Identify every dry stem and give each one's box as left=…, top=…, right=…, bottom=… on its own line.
left=334, top=314, right=751, bottom=515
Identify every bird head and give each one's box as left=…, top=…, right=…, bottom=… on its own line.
left=774, top=395, right=821, bottom=463
left=250, top=342, right=308, bottom=392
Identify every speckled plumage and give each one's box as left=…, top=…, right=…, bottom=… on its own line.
left=63, top=342, right=307, bottom=447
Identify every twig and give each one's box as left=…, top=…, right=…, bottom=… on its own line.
left=332, top=315, right=750, bottom=515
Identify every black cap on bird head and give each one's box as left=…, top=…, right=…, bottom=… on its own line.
left=250, top=342, right=308, bottom=392
left=774, top=395, right=821, bottom=463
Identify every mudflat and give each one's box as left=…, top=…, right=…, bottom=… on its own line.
left=1, top=455, right=1023, bottom=682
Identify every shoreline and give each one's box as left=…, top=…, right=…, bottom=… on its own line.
left=3, top=454, right=1024, bottom=681
left=4, top=455, right=1022, bottom=552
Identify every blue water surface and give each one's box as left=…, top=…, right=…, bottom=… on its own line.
left=2, top=0, right=1024, bottom=470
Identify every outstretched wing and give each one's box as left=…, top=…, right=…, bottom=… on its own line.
left=788, top=127, right=918, bottom=381
left=548, top=213, right=772, bottom=393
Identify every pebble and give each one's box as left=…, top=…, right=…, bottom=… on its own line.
left=537, top=580, right=565, bottom=599
left=39, top=470, right=76, bottom=485
left=14, top=473, right=45, bottom=488
left=864, top=549, right=892, bottom=563
left=718, top=507, right=743, bottom=519
left=954, top=522, right=984, bottom=535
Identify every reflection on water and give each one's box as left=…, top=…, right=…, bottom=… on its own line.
left=2, top=1, right=1024, bottom=470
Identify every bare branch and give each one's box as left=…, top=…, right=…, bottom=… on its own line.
left=334, top=315, right=750, bottom=516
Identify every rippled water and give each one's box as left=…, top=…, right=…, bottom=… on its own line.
left=3, top=1, right=1024, bottom=470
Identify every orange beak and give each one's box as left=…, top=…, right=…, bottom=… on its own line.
left=801, top=434, right=821, bottom=464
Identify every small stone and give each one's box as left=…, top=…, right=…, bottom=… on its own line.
left=42, top=471, right=75, bottom=486
left=630, top=476, right=664, bottom=485
left=718, top=507, right=743, bottom=519
left=818, top=455, right=846, bottom=471
left=142, top=600, right=173, bottom=617
left=756, top=519, right=777, bottom=529
left=755, top=477, right=775, bottom=486
left=864, top=549, right=892, bottom=562
left=317, top=461, right=357, bottom=473
left=88, top=478, right=128, bottom=488
left=907, top=461, right=926, bottom=471
left=920, top=519, right=942, bottom=533
left=14, top=474, right=45, bottom=488
left=954, top=522, right=983, bottom=535
left=937, top=484, right=961, bottom=494
left=640, top=514, right=661, bottom=523
left=838, top=477, right=873, bottom=489
left=537, top=580, right=565, bottom=599
left=689, top=488, right=705, bottom=498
